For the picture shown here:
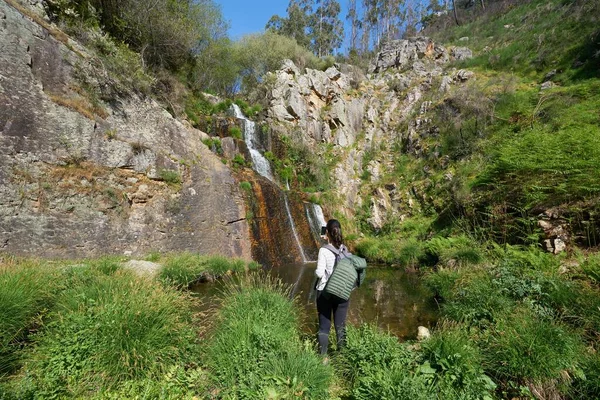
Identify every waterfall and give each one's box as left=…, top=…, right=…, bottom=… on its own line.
left=283, top=194, right=309, bottom=264
left=305, top=203, right=327, bottom=239
left=233, top=104, right=311, bottom=264
left=232, top=104, right=274, bottom=181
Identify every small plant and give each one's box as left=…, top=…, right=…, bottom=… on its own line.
left=229, top=126, right=243, bottom=140
left=232, top=154, right=247, bottom=168
left=105, top=128, right=117, bottom=140
left=158, top=169, right=182, bottom=185
left=239, top=181, right=252, bottom=192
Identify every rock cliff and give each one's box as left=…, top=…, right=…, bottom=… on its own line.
left=0, top=0, right=251, bottom=259
left=265, top=37, right=473, bottom=230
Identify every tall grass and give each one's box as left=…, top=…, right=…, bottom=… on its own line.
left=0, top=259, right=60, bottom=375
left=21, top=268, right=200, bottom=398
left=158, top=253, right=260, bottom=288
left=204, top=274, right=330, bottom=399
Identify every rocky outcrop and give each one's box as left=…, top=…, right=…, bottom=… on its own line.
left=0, top=0, right=251, bottom=259
left=266, top=37, right=474, bottom=228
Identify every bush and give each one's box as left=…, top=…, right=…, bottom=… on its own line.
left=205, top=274, right=330, bottom=398
left=22, top=269, right=199, bottom=397
left=425, top=235, right=484, bottom=267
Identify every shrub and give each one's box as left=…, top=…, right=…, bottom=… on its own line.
left=158, top=169, right=182, bottom=185
left=425, top=235, right=484, bottom=267
left=205, top=274, right=330, bottom=398
left=228, top=126, right=243, bottom=140
left=23, top=269, right=199, bottom=397
left=239, top=181, right=252, bottom=191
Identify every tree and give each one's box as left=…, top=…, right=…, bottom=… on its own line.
left=310, top=0, right=343, bottom=57
left=266, top=0, right=313, bottom=49
left=346, top=0, right=362, bottom=54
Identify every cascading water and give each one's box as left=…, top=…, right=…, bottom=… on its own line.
left=232, top=104, right=274, bottom=181
left=232, top=104, right=311, bottom=264
left=305, top=203, right=327, bottom=240
left=283, top=195, right=309, bottom=264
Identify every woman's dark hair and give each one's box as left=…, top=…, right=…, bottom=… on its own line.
left=326, top=219, right=343, bottom=249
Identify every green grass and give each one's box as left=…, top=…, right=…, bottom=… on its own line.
left=159, top=169, right=182, bottom=185
left=204, top=274, right=331, bottom=399
left=0, top=259, right=61, bottom=375
left=158, top=253, right=260, bottom=288
left=8, top=266, right=200, bottom=398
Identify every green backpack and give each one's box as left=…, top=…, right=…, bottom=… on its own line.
left=323, top=245, right=367, bottom=301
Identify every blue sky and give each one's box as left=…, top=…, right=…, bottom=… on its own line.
left=217, top=0, right=288, bottom=40
left=216, top=1, right=350, bottom=42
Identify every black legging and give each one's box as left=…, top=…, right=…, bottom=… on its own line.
left=316, top=291, right=349, bottom=355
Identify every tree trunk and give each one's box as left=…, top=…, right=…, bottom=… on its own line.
left=452, top=0, right=460, bottom=25
left=480, top=0, right=485, bottom=10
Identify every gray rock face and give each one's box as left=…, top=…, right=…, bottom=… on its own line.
left=266, top=37, right=473, bottom=227
left=0, top=1, right=251, bottom=259
left=369, top=37, right=448, bottom=73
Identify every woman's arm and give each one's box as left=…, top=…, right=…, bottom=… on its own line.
left=315, top=248, right=328, bottom=278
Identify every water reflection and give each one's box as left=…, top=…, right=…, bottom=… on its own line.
left=192, top=263, right=438, bottom=340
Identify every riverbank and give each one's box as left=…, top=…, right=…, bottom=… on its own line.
left=1, top=247, right=599, bottom=398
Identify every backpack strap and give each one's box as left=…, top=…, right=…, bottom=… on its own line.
left=323, top=244, right=341, bottom=259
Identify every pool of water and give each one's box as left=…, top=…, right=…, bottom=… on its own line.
left=192, top=263, right=438, bottom=340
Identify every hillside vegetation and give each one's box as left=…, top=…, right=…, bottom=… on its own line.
left=1, top=0, right=599, bottom=399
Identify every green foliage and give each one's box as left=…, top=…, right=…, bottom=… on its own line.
left=425, top=235, right=484, bottom=267
left=22, top=269, right=199, bottom=397
left=158, top=253, right=255, bottom=288
left=159, top=169, right=182, bottom=185
left=205, top=274, right=330, bottom=399
left=422, top=324, right=496, bottom=398
left=232, top=154, right=248, bottom=169
left=0, top=260, right=60, bottom=375
left=481, top=306, right=584, bottom=384
left=202, top=137, right=223, bottom=155
left=337, top=324, right=430, bottom=400
left=228, top=126, right=242, bottom=140
left=90, top=33, right=154, bottom=94
left=239, top=181, right=252, bottom=192
left=233, top=31, right=319, bottom=91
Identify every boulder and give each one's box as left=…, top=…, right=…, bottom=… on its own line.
left=450, top=46, right=473, bottom=60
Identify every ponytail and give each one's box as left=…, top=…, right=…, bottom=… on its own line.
left=326, top=219, right=343, bottom=249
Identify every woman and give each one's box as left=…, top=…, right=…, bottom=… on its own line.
left=314, top=219, right=350, bottom=357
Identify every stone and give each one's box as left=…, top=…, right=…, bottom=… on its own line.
left=459, top=36, right=469, bottom=42
left=541, top=81, right=556, bottom=90
left=455, top=69, right=475, bottom=82
left=450, top=47, right=473, bottom=61
left=417, top=326, right=431, bottom=340
left=543, top=69, right=558, bottom=82
left=0, top=0, right=252, bottom=260
left=281, top=59, right=300, bottom=75
left=553, top=238, right=567, bottom=254
left=123, top=260, right=162, bottom=277
left=439, top=75, right=453, bottom=92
